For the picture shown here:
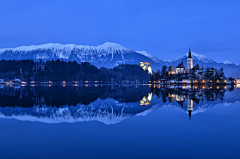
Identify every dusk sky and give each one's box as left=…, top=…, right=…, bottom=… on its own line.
left=0, top=0, right=240, bottom=63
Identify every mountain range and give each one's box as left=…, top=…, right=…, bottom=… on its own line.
left=0, top=42, right=239, bottom=77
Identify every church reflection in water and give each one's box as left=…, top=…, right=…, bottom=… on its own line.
left=0, top=84, right=238, bottom=124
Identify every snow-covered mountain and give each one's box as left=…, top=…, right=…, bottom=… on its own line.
left=0, top=99, right=154, bottom=125
left=0, top=91, right=238, bottom=124
left=136, top=51, right=169, bottom=63
left=0, top=42, right=158, bottom=68
left=0, top=42, right=239, bottom=77
left=223, top=60, right=238, bottom=66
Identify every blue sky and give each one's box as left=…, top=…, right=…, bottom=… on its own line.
left=0, top=0, right=240, bottom=63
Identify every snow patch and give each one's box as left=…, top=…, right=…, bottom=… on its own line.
left=136, top=51, right=170, bottom=63
left=174, top=52, right=214, bottom=63
left=223, top=60, right=238, bottom=66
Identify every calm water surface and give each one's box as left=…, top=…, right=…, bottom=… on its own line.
left=0, top=84, right=240, bottom=159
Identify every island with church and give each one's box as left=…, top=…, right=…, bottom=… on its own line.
left=142, top=48, right=238, bottom=85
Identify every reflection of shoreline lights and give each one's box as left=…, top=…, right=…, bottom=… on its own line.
left=236, top=79, right=240, bottom=84
left=169, top=94, right=176, bottom=98
left=140, top=93, right=152, bottom=105
left=140, top=62, right=152, bottom=74
left=94, top=85, right=98, bottom=87
left=74, top=84, right=78, bottom=87
left=236, top=84, right=240, bottom=88
left=85, top=84, right=89, bottom=87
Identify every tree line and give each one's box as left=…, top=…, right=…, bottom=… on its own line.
left=0, top=59, right=151, bottom=83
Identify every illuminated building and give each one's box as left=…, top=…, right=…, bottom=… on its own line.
left=140, top=62, right=153, bottom=74
left=187, top=48, right=193, bottom=73
left=168, top=66, right=176, bottom=75
left=176, top=61, right=186, bottom=74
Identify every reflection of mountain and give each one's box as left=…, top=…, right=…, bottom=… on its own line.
left=0, top=85, right=239, bottom=124
left=0, top=100, right=153, bottom=125
left=0, top=85, right=153, bottom=125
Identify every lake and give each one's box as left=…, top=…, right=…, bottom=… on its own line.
left=0, top=84, right=240, bottom=159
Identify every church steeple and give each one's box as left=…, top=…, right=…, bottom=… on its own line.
left=188, top=47, right=192, bottom=58
left=188, top=110, right=192, bottom=120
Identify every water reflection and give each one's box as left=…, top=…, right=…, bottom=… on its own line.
left=0, top=84, right=239, bottom=124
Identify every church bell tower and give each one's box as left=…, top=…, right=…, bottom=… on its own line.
left=187, top=48, right=193, bottom=73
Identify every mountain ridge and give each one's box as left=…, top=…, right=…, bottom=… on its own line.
left=0, top=42, right=239, bottom=77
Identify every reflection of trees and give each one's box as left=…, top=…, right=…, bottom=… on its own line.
left=0, top=85, right=151, bottom=107
left=0, top=85, right=233, bottom=108
left=152, top=85, right=229, bottom=104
